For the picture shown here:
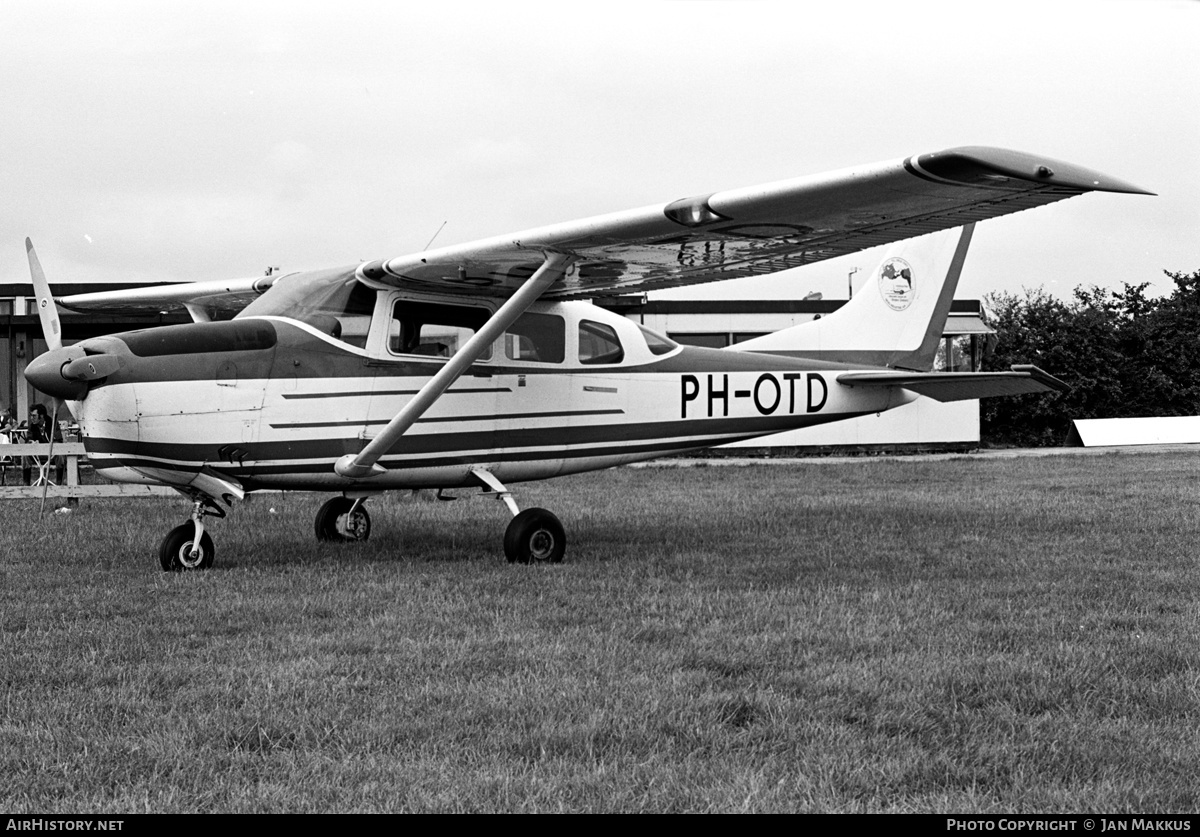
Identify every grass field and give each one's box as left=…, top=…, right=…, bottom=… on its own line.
left=3, top=451, right=1200, bottom=813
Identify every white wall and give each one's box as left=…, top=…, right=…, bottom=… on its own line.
left=724, top=398, right=979, bottom=449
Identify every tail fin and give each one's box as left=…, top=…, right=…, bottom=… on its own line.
left=733, top=224, right=974, bottom=370
left=26, top=238, right=64, bottom=352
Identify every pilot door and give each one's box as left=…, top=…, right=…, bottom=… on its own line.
left=367, top=296, right=499, bottom=475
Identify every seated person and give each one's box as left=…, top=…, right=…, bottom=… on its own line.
left=20, top=403, right=65, bottom=486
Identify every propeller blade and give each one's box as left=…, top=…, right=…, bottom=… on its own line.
left=26, top=239, right=63, bottom=352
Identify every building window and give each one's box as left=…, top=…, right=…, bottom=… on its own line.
left=935, top=335, right=983, bottom=372
left=668, top=332, right=729, bottom=349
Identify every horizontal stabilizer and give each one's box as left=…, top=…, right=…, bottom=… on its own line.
left=837, top=364, right=1066, bottom=402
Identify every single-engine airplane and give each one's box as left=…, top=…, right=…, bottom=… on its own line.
left=23, top=147, right=1150, bottom=570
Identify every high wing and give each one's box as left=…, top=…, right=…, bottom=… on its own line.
left=55, top=274, right=276, bottom=322
left=357, top=146, right=1151, bottom=299
left=41, top=147, right=1146, bottom=318
left=838, top=365, right=1068, bottom=402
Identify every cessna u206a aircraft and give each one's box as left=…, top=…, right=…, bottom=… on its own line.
left=24, top=147, right=1150, bottom=570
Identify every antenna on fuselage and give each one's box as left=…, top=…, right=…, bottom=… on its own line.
left=423, top=221, right=448, bottom=251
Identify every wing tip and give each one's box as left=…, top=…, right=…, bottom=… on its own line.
left=911, top=146, right=1153, bottom=196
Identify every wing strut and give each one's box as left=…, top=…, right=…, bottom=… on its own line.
left=334, top=252, right=574, bottom=480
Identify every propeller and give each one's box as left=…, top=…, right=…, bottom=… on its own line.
left=26, top=240, right=74, bottom=516
left=23, top=239, right=122, bottom=403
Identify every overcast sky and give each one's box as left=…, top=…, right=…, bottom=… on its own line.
left=1, top=0, right=1196, bottom=305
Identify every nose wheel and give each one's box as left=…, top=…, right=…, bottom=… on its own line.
left=159, top=524, right=215, bottom=571
left=160, top=496, right=223, bottom=571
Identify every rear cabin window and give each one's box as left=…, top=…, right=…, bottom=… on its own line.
left=390, top=301, right=491, bottom=360
left=504, top=313, right=564, bottom=364
left=578, top=321, right=624, bottom=365
left=638, top=325, right=678, bottom=356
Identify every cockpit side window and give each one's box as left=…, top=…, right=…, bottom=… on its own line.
left=503, top=313, right=565, bottom=364
left=578, top=320, right=624, bottom=365
left=390, top=300, right=491, bottom=360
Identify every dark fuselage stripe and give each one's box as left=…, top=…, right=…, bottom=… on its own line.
left=84, top=411, right=865, bottom=466
left=269, top=408, right=626, bottom=430
left=281, top=386, right=514, bottom=399
left=96, top=434, right=766, bottom=480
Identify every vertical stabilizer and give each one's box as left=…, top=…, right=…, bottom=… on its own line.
left=733, top=224, right=974, bottom=370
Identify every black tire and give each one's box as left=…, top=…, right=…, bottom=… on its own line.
left=504, top=508, right=566, bottom=564
left=159, top=523, right=215, bottom=571
left=315, top=497, right=371, bottom=542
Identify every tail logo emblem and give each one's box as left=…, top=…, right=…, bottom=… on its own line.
left=878, top=257, right=915, bottom=311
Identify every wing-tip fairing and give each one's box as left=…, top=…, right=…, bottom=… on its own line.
left=908, top=146, right=1154, bottom=196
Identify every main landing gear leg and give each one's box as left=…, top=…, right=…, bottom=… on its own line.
left=160, top=497, right=223, bottom=571
left=470, top=468, right=565, bottom=564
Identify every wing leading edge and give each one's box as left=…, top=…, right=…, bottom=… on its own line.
left=358, top=146, right=1151, bottom=299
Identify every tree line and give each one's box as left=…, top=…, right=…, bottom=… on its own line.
left=981, top=269, right=1200, bottom=446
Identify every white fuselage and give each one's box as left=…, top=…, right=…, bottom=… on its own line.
left=67, top=301, right=910, bottom=494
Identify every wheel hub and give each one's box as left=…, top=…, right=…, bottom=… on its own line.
left=178, top=542, right=204, bottom=569
left=528, top=529, right=555, bottom=560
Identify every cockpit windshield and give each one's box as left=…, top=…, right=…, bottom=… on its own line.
left=238, top=266, right=376, bottom=347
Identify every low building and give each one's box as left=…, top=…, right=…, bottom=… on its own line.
left=0, top=283, right=190, bottom=419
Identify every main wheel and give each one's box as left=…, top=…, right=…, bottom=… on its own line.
left=504, top=508, right=566, bottom=564
left=159, top=523, right=215, bottom=571
left=315, top=497, right=371, bottom=542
